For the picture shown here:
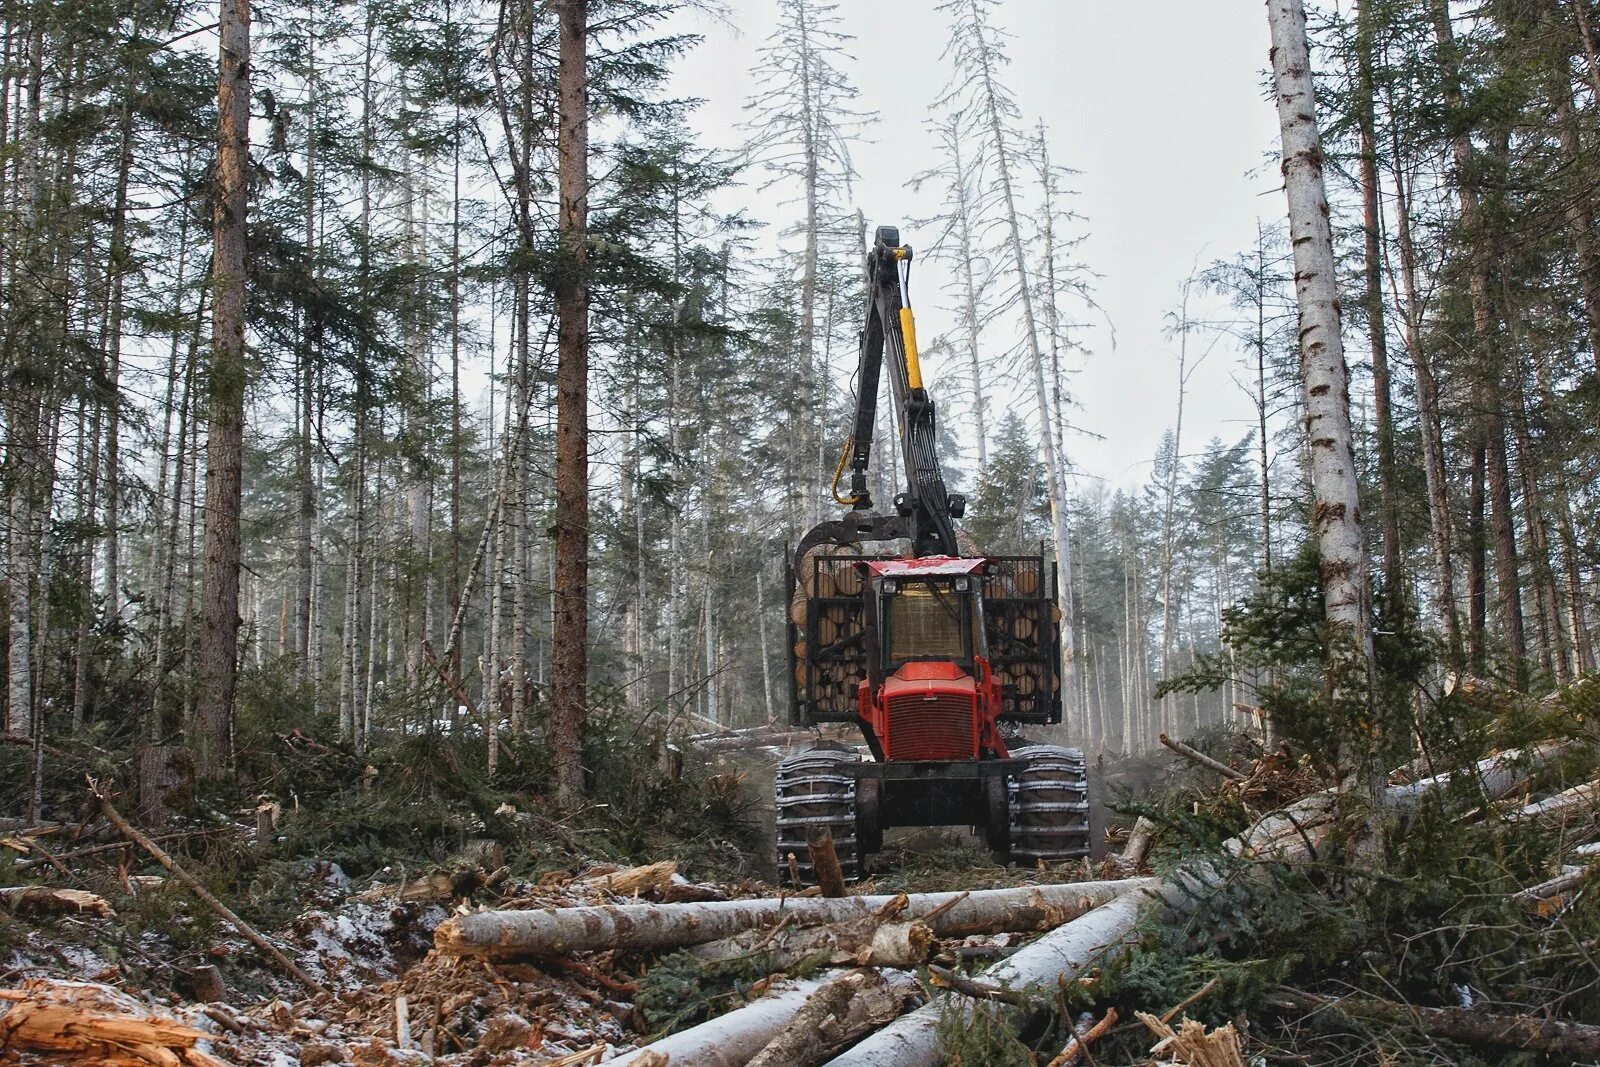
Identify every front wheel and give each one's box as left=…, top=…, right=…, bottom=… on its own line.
left=774, top=744, right=862, bottom=887
left=1008, top=744, right=1091, bottom=865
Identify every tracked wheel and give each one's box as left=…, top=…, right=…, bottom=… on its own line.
left=1008, top=744, right=1091, bottom=865
left=774, top=744, right=862, bottom=887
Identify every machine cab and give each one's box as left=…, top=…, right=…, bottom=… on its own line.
left=864, top=557, right=1000, bottom=761
left=870, top=557, right=987, bottom=675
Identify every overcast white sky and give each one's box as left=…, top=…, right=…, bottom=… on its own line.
left=665, top=0, right=1289, bottom=493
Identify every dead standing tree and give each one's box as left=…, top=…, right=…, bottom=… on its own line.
left=743, top=0, right=873, bottom=531
left=936, top=0, right=1080, bottom=719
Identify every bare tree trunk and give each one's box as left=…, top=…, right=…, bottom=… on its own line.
left=1538, top=0, right=1600, bottom=369
left=195, top=0, right=251, bottom=777
left=943, top=117, right=989, bottom=471
left=1431, top=3, right=1526, bottom=681
left=1267, top=0, right=1374, bottom=696
left=549, top=0, right=589, bottom=812
left=1387, top=112, right=1462, bottom=666
left=1356, top=0, right=1402, bottom=611
left=963, top=0, right=1076, bottom=713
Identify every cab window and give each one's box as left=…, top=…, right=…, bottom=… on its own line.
left=884, top=581, right=971, bottom=663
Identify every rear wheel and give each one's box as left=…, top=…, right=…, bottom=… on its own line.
left=1008, top=744, right=1091, bottom=865
left=774, top=744, right=862, bottom=887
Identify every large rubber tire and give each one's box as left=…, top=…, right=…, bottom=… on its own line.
left=774, top=744, right=862, bottom=887
left=1008, top=744, right=1091, bottom=865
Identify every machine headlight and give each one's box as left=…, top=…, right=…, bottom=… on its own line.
left=954, top=577, right=970, bottom=592
left=883, top=580, right=897, bottom=594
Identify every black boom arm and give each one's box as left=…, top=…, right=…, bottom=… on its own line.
left=834, top=226, right=964, bottom=558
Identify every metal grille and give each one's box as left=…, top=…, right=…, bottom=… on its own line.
left=885, top=692, right=976, bottom=760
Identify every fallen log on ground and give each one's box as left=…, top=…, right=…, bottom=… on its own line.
left=825, top=744, right=1566, bottom=1065
left=825, top=888, right=1155, bottom=1065
left=0, top=886, right=115, bottom=918
left=1508, top=779, right=1600, bottom=823
left=435, top=878, right=1153, bottom=958
left=1512, top=864, right=1592, bottom=905
left=1160, top=733, right=1249, bottom=782
left=1384, top=742, right=1569, bottom=811
left=691, top=915, right=934, bottom=970
left=604, top=976, right=834, bottom=1066
left=92, top=780, right=328, bottom=996
left=746, top=969, right=922, bottom=1067
left=691, top=730, right=824, bottom=753
left=580, top=860, right=679, bottom=896
left=1272, top=989, right=1600, bottom=1059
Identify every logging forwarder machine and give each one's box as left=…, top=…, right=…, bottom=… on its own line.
left=778, top=226, right=1090, bottom=885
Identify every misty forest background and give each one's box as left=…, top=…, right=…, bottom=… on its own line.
left=3, top=0, right=1599, bottom=788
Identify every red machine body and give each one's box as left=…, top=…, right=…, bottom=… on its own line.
left=854, top=557, right=1009, bottom=763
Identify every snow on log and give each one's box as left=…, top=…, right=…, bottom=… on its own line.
left=0, top=978, right=227, bottom=1067
left=435, top=878, right=1154, bottom=958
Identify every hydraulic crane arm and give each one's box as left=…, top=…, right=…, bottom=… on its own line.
left=808, top=225, right=964, bottom=560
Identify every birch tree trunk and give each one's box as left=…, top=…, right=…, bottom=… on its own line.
left=1267, top=0, right=1374, bottom=715
left=549, top=0, right=590, bottom=812
left=195, top=0, right=251, bottom=777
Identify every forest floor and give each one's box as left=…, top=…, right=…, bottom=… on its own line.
left=3, top=688, right=1600, bottom=1067
left=0, top=764, right=1145, bottom=1067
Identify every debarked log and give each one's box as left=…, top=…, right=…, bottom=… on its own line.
left=435, top=878, right=1155, bottom=958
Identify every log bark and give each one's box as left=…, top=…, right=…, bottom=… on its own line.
left=1509, top=779, right=1600, bottom=823
left=195, top=0, right=251, bottom=778
left=606, top=976, right=834, bottom=1067
left=548, top=0, right=589, bottom=813
left=747, top=969, right=920, bottom=1067
left=436, top=878, right=1152, bottom=958
left=827, top=889, right=1153, bottom=1065
left=1119, top=816, right=1157, bottom=870
left=1513, top=865, right=1591, bottom=905
left=807, top=829, right=847, bottom=898
left=691, top=917, right=933, bottom=971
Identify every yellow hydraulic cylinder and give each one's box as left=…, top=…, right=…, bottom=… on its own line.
left=899, top=307, right=923, bottom=391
